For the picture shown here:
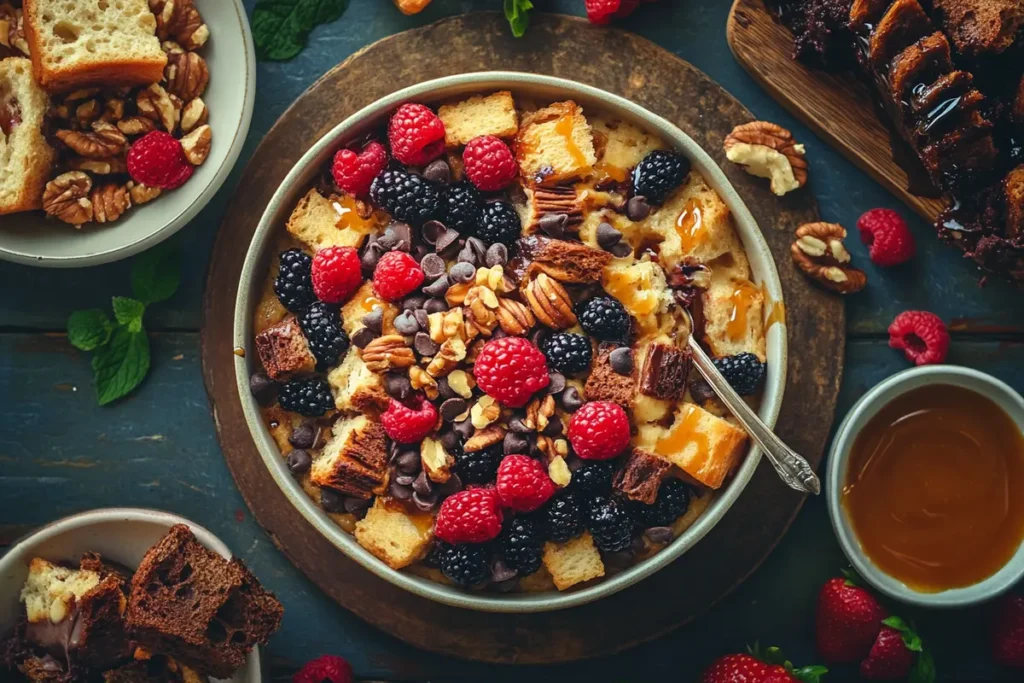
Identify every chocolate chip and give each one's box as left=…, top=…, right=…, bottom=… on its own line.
left=423, top=298, right=448, bottom=314
left=289, top=422, right=317, bottom=449
left=401, top=295, right=426, bottom=312
left=547, top=372, right=566, bottom=395
left=453, top=418, right=475, bottom=440
left=466, top=237, right=487, bottom=261
left=508, top=417, right=532, bottom=433
left=385, top=373, right=412, bottom=400
left=396, top=450, right=421, bottom=474
left=394, top=310, right=420, bottom=335
left=360, top=242, right=385, bottom=274
left=604, top=550, right=634, bottom=568
left=435, top=228, right=461, bottom=253
left=440, top=397, right=468, bottom=422
left=610, top=241, right=634, bottom=258
left=689, top=378, right=717, bottom=404
left=249, top=372, right=278, bottom=406
left=412, top=245, right=430, bottom=262
left=343, top=496, right=372, bottom=514
left=412, top=470, right=434, bottom=496
left=529, top=436, right=544, bottom=458
left=351, top=327, right=376, bottom=349
left=389, top=480, right=412, bottom=500
left=456, top=244, right=478, bottom=266
left=361, top=308, right=384, bottom=333
left=286, top=449, right=312, bottom=475
left=423, top=159, right=451, bottom=185
left=596, top=221, right=624, bottom=250
left=422, top=275, right=450, bottom=297
left=383, top=222, right=413, bottom=251
left=492, top=328, right=508, bottom=339
left=626, top=195, right=651, bottom=221
left=395, top=473, right=416, bottom=487
left=529, top=327, right=550, bottom=349
left=420, top=253, right=447, bottom=279
left=413, top=309, right=429, bottom=329
left=561, top=386, right=584, bottom=412
left=437, top=472, right=463, bottom=498
left=436, top=376, right=456, bottom=400
left=538, top=213, right=569, bottom=238
left=491, top=558, right=517, bottom=583
left=485, top=242, right=508, bottom=267
left=320, top=488, right=345, bottom=513
left=542, top=416, right=563, bottom=437
left=412, top=490, right=439, bottom=512
left=414, top=332, right=440, bottom=356
left=440, top=430, right=460, bottom=452
left=449, top=261, right=476, bottom=283
left=389, top=440, right=401, bottom=459
left=421, top=219, right=447, bottom=245
left=645, top=526, right=674, bottom=544
left=504, top=432, right=530, bottom=455
left=609, top=347, right=634, bottom=375
left=631, top=536, right=646, bottom=554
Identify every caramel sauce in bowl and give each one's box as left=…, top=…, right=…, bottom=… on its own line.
left=828, top=366, right=1024, bottom=607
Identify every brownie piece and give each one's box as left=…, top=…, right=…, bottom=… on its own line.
left=613, top=448, right=672, bottom=504
left=71, top=574, right=132, bottom=670
left=932, top=0, right=1024, bottom=57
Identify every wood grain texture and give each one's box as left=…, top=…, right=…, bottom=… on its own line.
left=726, top=0, right=946, bottom=223
left=200, top=12, right=843, bottom=664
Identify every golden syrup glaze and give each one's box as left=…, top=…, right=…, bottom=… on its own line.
left=762, top=281, right=786, bottom=331
left=675, top=198, right=706, bottom=253
left=654, top=404, right=710, bottom=462
left=726, top=279, right=759, bottom=341
left=332, top=194, right=376, bottom=233
left=555, top=115, right=590, bottom=170
left=593, top=161, right=628, bottom=183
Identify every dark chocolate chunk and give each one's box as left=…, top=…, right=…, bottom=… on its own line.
left=421, top=219, right=447, bottom=245
left=396, top=450, right=421, bottom=475
left=485, top=242, right=508, bottom=267
left=596, top=221, right=623, bottom=250
left=394, top=310, right=420, bottom=335
left=320, top=488, right=346, bottom=512
left=423, top=159, right=451, bottom=185
left=402, top=294, right=426, bottom=312
left=538, top=213, right=569, bottom=238
left=547, top=371, right=566, bottom=395
left=385, top=373, right=412, bottom=400
left=249, top=372, right=278, bottom=406
left=412, top=470, right=434, bottom=496
left=561, top=386, right=584, bottom=412
left=453, top=417, right=475, bottom=440
left=414, top=332, right=440, bottom=356
left=289, top=422, right=317, bottom=449
left=645, top=526, right=674, bottom=544
left=344, top=496, right=372, bottom=514
left=626, top=196, right=651, bottom=221
left=610, top=241, right=633, bottom=258
left=422, top=275, right=450, bottom=297
left=449, top=261, right=477, bottom=283
left=503, top=431, right=530, bottom=455
left=361, top=308, right=384, bottom=333
left=609, top=347, right=634, bottom=375
left=440, top=397, right=468, bottom=421
left=420, top=253, right=447, bottom=279
left=423, top=298, right=448, bottom=314
left=412, top=490, right=438, bottom=512
left=286, top=449, right=312, bottom=475
left=351, top=326, right=376, bottom=349
left=435, top=228, right=461, bottom=253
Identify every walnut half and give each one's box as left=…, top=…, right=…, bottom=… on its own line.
left=43, top=172, right=93, bottom=227
left=724, top=121, right=808, bottom=196
left=790, top=222, right=867, bottom=294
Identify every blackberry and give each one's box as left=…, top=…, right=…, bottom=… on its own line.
left=442, top=180, right=483, bottom=232
left=542, top=333, right=592, bottom=374
left=713, top=352, right=766, bottom=396
left=639, top=478, right=691, bottom=527
left=539, top=490, right=583, bottom=543
left=299, top=302, right=349, bottom=369
left=500, top=516, right=543, bottom=576
left=278, top=378, right=334, bottom=417
left=369, top=169, right=440, bottom=227
left=475, top=200, right=521, bottom=246
left=274, top=249, right=315, bottom=312
left=585, top=495, right=633, bottom=552
left=436, top=541, right=490, bottom=587
left=571, top=460, right=616, bottom=495
left=452, top=443, right=502, bottom=485
left=578, top=296, right=631, bottom=342
left=631, top=150, right=690, bottom=205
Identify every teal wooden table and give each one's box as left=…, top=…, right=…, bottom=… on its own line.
left=1, top=1, right=1021, bottom=680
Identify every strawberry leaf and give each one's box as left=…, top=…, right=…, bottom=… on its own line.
left=792, top=665, right=829, bottom=683
left=841, top=567, right=863, bottom=587
left=910, top=650, right=936, bottom=683
left=882, top=616, right=923, bottom=652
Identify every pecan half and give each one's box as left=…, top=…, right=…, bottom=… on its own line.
left=523, top=394, right=556, bottom=432
left=464, top=424, right=506, bottom=452
left=361, top=335, right=416, bottom=373
left=523, top=273, right=577, bottom=329
left=128, top=183, right=162, bottom=205
left=67, top=155, right=128, bottom=175
left=724, top=121, right=808, bottom=196
left=791, top=222, right=867, bottom=294
left=101, top=97, right=125, bottom=123
left=179, top=97, right=208, bottom=133
left=530, top=185, right=583, bottom=233
left=43, top=172, right=93, bottom=227
left=56, top=121, right=127, bottom=159
left=495, top=298, right=535, bottom=335
left=136, top=84, right=179, bottom=133
left=180, top=124, right=211, bottom=166
left=91, top=184, right=132, bottom=224
left=164, top=50, right=208, bottom=101
left=118, top=116, right=158, bottom=137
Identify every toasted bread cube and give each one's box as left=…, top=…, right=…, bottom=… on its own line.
left=516, top=100, right=597, bottom=185
left=355, top=498, right=434, bottom=570
left=0, top=58, right=55, bottom=215
left=641, top=173, right=740, bottom=270
left=311, top=415, right=389, bottom=499
left=600, top=257, right=673, bottom=338
left=590, top=116, right=663, bottom=180
left=636, top=403, right=748, bottom=489
left=255, top=315, right=316, bottom=381
left=286, top=189, right=373, bottom=252
left=328, top=347, right=389, bottom=414
left=702, top=273, right=766, bottom=361
left=613, top=448, right=672, bottom=504
left=437, top=91, right=519, bottom=147
left=340, top=281, right=399, bottom=337
left=21, top=558, right=101, bottom=624
left=542, top=532, right=605, bottom=590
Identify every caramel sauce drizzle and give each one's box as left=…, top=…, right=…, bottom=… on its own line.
left=654, top=404, right=709, bottom=461
left=726, top=279, right=759, bottom=340
left=555, top=115, right=589, bottom=169
left=675, top=199, right=705, bottom=253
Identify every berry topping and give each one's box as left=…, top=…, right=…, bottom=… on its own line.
left=539, top=489, right=584, bottom=542
left=568, top=401, right=631, bottom=460
left=571, top=460, right=616, bottom=495
left=435, top=488, right=504, bottom=544
left=991, top=594, right=1024, bottom=668
left=274, top=248, right=316, bottom=313
left=816, top=576, right=887, bottom=663
left=476, top=200, right=522, bottom=246
left=331, top=140, right=388, bottom=196
left=859, top=625, right=914, bottom=680
left=435, top=540, right=490, bottom=586
left=387, top=103, right=445, bottom=166
left=126, top=131, right=193, bottom=190
left=462, top=135, right=518, bottom=191
left=381, top=395, right=437, bottom=443
left=637, top=478, right=690, bottom=527
left=631, top=150, right=690, bottom=205
left=474, top=337, right=550, bottom=408
left=299, top=302, right=349, bottom=369
left=369, top=169, right=441, bottom=227
left=542, top=332, right=593, bottom=374
left=578, top=296, right=631, bottom=342
left=585, top=0, right=640, bottom=24
left=293, top=654, right=353, bottom=683
left=452, top=442, right=503, bottom=485
left=887, top=311, right=949, bottom=366
left=496, top=454, right=556, bottom=512
left=373, top=250, right=425, bottom=301
left=713, top=352, right=767, bottom=396
left=441, top=180, right=484, bottom=232
left=858, top=208, right=915, bottom=267
left=584, top=494, right=633, bottom=552
left=311, top=246, right=362, bottom=304
left=500, top=516, right=543, bottom=577
left=278, top=378, right=334, bottom=417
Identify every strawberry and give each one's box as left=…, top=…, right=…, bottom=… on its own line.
left=860, top=625, right=914, bottom=679
left=991, top=594, right=1024, bottom=668
left=815, top=575, right=887, bottom=663
left=701, top=646, right=826, bottom=683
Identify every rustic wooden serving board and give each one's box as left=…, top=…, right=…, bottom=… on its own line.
left=201, top=12, right=843, bottom=664
left=727, top=0, right=946, bottom=222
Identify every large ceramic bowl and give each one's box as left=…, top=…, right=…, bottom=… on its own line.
left=0, top=0, right=255, bottom=267
left=233, top=73, right=788, bottom=612
left=0, top=508, right=262, bottom=682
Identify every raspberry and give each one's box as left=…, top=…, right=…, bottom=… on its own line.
left=632, top=150, right=690, bottom=205
left=388, top=103, right=445, bottom=166
left=435, top=488, right=503, bottom=544
left=473, top=337, right=550, bottom=408
left=372, top=251, right=424, bottom=301
left=476, top=200, right=522, bottom=246
left=578, top=296, right=631, bottom=341
left=496, top=455, right=556, bottom=512
left=713, top=352, right=766, bottom=396
left=127, top=131, right=193, bottom=190
left=293, top=654, right=353, bottom=683
left=585, top=0, right=623, bottom=24
left=858, top=208, right=915, bottom=267
left=568, top=401, right=631, bottom=460
left=462, top=135, right=517, bottom=191
left=311, top=246, right=362, bottom=304
left=381, top=395, right=437, bottom=443
left=888, top=310, right=949, bottom=366
left=331, top=140, right=388, bottom=196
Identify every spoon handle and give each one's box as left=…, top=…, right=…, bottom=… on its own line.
left=686, top=335, right=821, bottom=495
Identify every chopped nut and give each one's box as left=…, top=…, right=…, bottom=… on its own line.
left=180, top=124, right=211, bottom=166
left=530, top=185, right=584, bottom=233
left=445, top=281, right=471, bottom=307
left=724, top=121, right=808, bottom=196
left=56, top=121, right=127, bottom=159
left=74, top=99, right=101, bottom=126
left=464, top=286, right=500, bottom=337
left=426, top=338, right=467, bottom=377
left=179, top=97, right=208, bottom=133
left=361, top=334, right=416, bottom=373
left=164, top=49, right=209, bottom=101
left=548, top=455, right=572, bottom=487
left=67, top=155, right=128, bottom=175
left=470, top=395, right=500, bottom=429
left=408, top=365, right=439, bottom=400
left=524, top=395, right=556, bottom=432
left=429, top=307, right=467, bottom=344
left=152, top=0, right=209, bottom=50
left=464, top=424, right=506, bottom=452
left=128, top=183, right=162, bottom=205
left=446, top=370, right=474, bottom=398
left=523, top=272, right=577, bottom=329
left=137, top=84, right=179, bottom=133
left=63, top=88, right=100, bottom=103
left=90, top=184, right=132, bottom=224
left=101, top=97, right=125, bottom=123
left=42, top=172, right=93, bottom=227
left=118, top=116, right=158, bottom=137
left=420, top=437, right=453, bottom=483
left=791, top=222, right=867, bottom=294
left=496, top=297, right=535, bottom=335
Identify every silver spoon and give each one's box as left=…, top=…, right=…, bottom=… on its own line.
left=682, top=310, right=821, bottom=495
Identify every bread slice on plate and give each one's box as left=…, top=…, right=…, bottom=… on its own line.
left=0, top=57, right=53, bottom=215
left=22, top=0, right=167, bottom=92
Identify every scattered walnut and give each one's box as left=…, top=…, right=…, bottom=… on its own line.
left=445, top=281, right=470, bottom=307
left=164, top=50, right=209, bottom=101
left=179, top=97, right=208, bottom=133
left=548, top=455, right=572, bottom=488
left=724, top=121, right=808, bottom=196
left=118, top=116, right=158, bottom=137
left=464, top=285, right=500, bottom=337
left=495, top=297, right=535, bottom=335
left=43, top=172, right=93, bottom=227
left=464, top=424, right=506, bottom=453
left=91, top=184, right=132, bottom=224
left=101, top=97, right=125, bottom=123
left=446, top=369, right=474, bottom=398
left=524, top=395, right=556, bottom=432
left=136, top=84, right=179, bottom=133
left=180, top=124, right=211, bottom=165
left=0, top=5, right=29, bottom=57
left=151, top=0, right=209, bottom=50
left=128, top=183, right=162, bottom=205
left=426, top=338, right=466, bottom=377
left=408, top=365, right=439, bottom=400
left=67, top=155, right=128, bottom=175
left=470, top=395, right=500, bottom=429
left=791, top=222, right=867, bottom=294
left=74, top=99, right=101, bottom=127
left=56, top=121, right=127, bottom=159
left=523, top=272, right=577, bottom=329
left=420, top=437, right=453, bottom=483
left=428, top=308, right=468, bottom=344
left=62, top=88, right=99, bottom=103
left=361, top=335, right=416, bottom=373
left=474, top=264, right=514, bottom=293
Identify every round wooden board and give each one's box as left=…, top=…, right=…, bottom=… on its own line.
left=201, top=12, right=843, bottom=664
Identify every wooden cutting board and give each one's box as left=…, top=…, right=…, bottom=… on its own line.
left=201, top=12, right=843, bottom=664
left=727, top=0, right=946, bottom=222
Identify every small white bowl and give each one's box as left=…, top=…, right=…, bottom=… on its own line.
left=0, top=508, right=262, bottom=683
left=827, top=365, right=1024, bottom=608
left=0, top=0, right=255, bottom=267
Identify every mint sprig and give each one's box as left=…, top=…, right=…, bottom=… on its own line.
left=504, top=0, right=533, bottom=38
left=252, top=0, right=351, bottom=61
left=66, top=242, right=180, bottom=405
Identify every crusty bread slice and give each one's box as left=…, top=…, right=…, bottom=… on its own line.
left=20, top=557, right=101, bottom=624
left=354, top=498, right=434, bottom=570
left=327, top=346, right=389, bottom=414
left=23, top=0, right=167, bottom=92
left=437, top=90, right=519, bottom=147
left=702, top=272, right=766, bottom=361
left=286, top=189, right=374, bottom=252
left=542, top=532, right=605, bottom=590
left=0, top=58, right=53, bottom=215
left=516, top=100, right=597, bottom=185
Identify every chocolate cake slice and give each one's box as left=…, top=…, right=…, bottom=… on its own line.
left=932, top=0, right=1024, bottom=57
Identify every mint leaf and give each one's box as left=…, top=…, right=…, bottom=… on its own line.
left=68, top=309, right=114, bottom=351
left=910, top=650, right=936, bottom=683
left=252, top=0, right=350, bottom=61
left=504, top=0, right=533, bottom=38
left=92, top=326, right=151, bottom=406
left=131, top=242, right=181, bottom=305
left=112, top=297, right=146, bottom=333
